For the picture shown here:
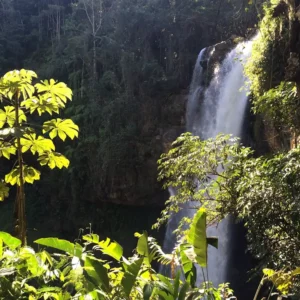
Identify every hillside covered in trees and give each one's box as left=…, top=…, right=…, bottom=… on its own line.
left=0, top=0, right=260, bottom=238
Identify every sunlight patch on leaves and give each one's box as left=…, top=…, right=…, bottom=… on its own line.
left=43, top=119, right=79, bottom=141
left=38, top=152, right=70, bottom=169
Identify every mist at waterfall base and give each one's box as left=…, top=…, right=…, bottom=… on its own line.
left=160, top=39, right=255, bottom=292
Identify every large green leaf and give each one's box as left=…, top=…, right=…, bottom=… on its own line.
left=0, top=106, right=26, bottom=128
left=0, top=181, right=9, bottom=201
left=187, top=208, right=207, bottom=267
left=0, top=141, right=16, bottom=159
left=173, top=271, right=180, bottom=298
left=83, top=234, right=123, bottom=261
left=136, top=232, right=151, bottom=266
left=35, top=79, right=72, bottom=106
left=0, top=70, right=36, bottom=101
left=178, top=282, right=189, bottom=300
left=84, top=256, right=110, bottom=293
left=43, top=118, right=79, bottom=141
left=180, top=244, right=197, bottom=288
left=5, top=165, right=41, bottom=185
left=21, top=95, right=60, bottom=116
left=0, top=231, right=21, bottom=249
left=20, top=133, right=55, bottom=155
left=34, top=238, right=82, bottom=257
left=143, top=283, right=154, bottom=300
left=38, top=152, right=70, bottom=169
left=121, top=257, right=143, bottom=297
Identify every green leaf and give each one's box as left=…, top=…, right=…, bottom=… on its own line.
left=35, top=79, right=72, bottom=106
left=187, top=208, right=207, bottom=267
left=0, top=142, right=16, bottom=159
left=6, top=165, right=41, bottom=185
left=0, top=181, right=9, bottom=201
left=43, top=118, right=79, bottom=141
left=178, top=282, right=189, bottom=300
left=0, top=238, right=2, bottom=259
left=180, top=244, right=197, bottom=288
left=20, top=133, right=55, bottom=155
left=0, top=106, right=26, bottom=128
left=291, top=267, right=300, bottom=276
left=0, top=70, right=36, bottom=101
left=84, top=256, right=110, bottom=293
left=0, top=231, right=21, bottom=249
left=143, top=284, right=153, bottom=300
left=263, top=268, right=276, bottom=277
left=136, top=232, right=151, bottom=266
left=34, top=238, right=82, bottom=257
left=83, top=234, right=123, bottom=261
left=173, top=271, right=180, bottom=298
left=38, top=152, right=70, bottom=169
left=21, top=95, right=60, bottom=116
left=121, top=257, right=143, bottom=297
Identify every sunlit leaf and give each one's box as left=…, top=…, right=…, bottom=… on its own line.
left=43, top=118, right=79, bottom=141
left=83, top=234, right=123, bottom=261
left=187, top=208, right=207, bottom=267
left=35, top=79, right=72, bottom=107
left=0, top=106, right=26, bottom=128
left=0, top=231, right=21, bottom=249
left=34, top=238, right=82, bottom=257
left=5, top=165, right=41, bottom=185
left=38, top=152, right=70, bottom=169
left=0, top=181, right=9, bottom=201
left=20, top=133, right=55, bottom=155
left=0, top=142, right=16, bottom=159
left=84, top=256, right=110, bottom=292
left=121, top=257, right=143, bottom=297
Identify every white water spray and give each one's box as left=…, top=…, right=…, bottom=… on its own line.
left=162, top=39, right=254, bottom=284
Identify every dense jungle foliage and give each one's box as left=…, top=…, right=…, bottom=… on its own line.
left=2, top=0, right=300, bottom=299
left=155, top=0, right=300, bottom=297
left=0, top=0, right=261, bottom=242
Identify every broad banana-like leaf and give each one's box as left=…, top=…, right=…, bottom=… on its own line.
left=156, top=274, right=173, bottom=291
left=173, top=271, right=181, bottom=298
left=84, top=256, right=110, bottom=293
left=136, top=232, right=151, bottom=266
left=121, top=257, right=143, bottom=297
left=83, top=234, right=123, bottom=261
left=178, top=282, right=189, bottom=300
left=187, top=208, right=207, bottom=267
left=180, top=244, right=197, bottom=288
left=143, top=283, right=153, bottom=300
left=34, top=238, right=82, bottom=257
left=0, top=231, right=21, bottom=249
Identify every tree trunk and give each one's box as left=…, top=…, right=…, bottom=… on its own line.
left=14, top=96, right=26, bottom=245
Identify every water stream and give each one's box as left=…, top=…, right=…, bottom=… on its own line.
left=162, top=38, right=254, bottom=285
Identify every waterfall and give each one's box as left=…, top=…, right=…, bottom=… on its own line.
left=161, top=38, right=254, bottom=284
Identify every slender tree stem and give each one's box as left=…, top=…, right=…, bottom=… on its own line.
left=253, top=277, right=265, bottom=300
left=14, top=95, right=26, bottom=245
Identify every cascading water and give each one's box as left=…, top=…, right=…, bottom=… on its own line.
left=161, top=38, right=254, bottom=284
